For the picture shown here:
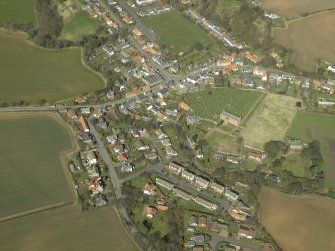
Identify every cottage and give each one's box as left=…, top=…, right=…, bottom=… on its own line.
left=174, top=188, right=192, bottom=201
left=181, top=170, right=195, bottom=182
left=168, top=162, right=184, bottom=175
left=225, top=189, right=239, bottom=202
left=220, top=110, right=241, bottom=126
left=155, top=177, right=174, bottom=190
left=210, top=182, right=225, bottom=194
left=194, top=176, right=209, bottom=189
left=79, top=115, right=90, bottom=132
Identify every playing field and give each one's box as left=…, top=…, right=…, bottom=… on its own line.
left=242, top=94, right=297, bottom=149
left=0, top=205, right=141, bottom=251
left=0, top=0, right=36, bottom=24
left=259, top=187, right=335, bottom=251
left=183, top=87, right=263, bottom=121
left=61, top=9, right=98, bottom=41
left=273, top=10, right=335, bottom=72
left=260, top=0, right=335, bottom=18
left=0, top=31, right=105, bottom=103
left=0, top=113, right=75, bottom=219
left=142, top=11, right=214, bottom=53
left=287, top=111, right=335, bottom=186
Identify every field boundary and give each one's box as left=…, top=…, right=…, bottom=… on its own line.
left=241, top=92, right=266, bottom=126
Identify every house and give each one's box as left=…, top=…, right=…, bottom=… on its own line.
left=96, top=196, right=108, bottom=207
left=94, top=110, right=103, bottom=118
left=187, top=114, right=198, bottom=124
left=114, top=144, right=125, bottom=154
left=194, top=176, right=209, bottom=189
left=144, top=182, right=157, bottom=196
left=107, top=90, right=115, bottom=100
left=179, top=101, right=192, bottom=111
left=210, top=182, right=225, bottom=194
left=81, top=133, right=92, bottom=144
left=189, top=215, right=198, bottom=227
left=181, top=170, right=195, bottom=182
left=174, top=188, right=192, bottom=201
left=87, top=165, right=100, bottom=178
left=81, top=107, right=91, bottom=115
left=245, top=51, right=261, bottom=64
left=225, top=189, right=239, bottom=202
left=80, top=151, right=97, bottom=166
left=220, top=110, right=241, bottom=126
left=155, top=128, right=167, bottom=139
left=157, top=204, right=169, bottom=211
left=318, top=98, right=335, bottom=106
left=168, top=162, right=184, bottom=175
left=193, top=197, right=218, bottom=210
left=67, top=109, right=78, bottom=120
left=144, top=206, right=157, bottom=219
left=248, top=151, right=263, bottom=162
left=106, top=134, right=118, bottom=145
left=198, top=216, right=207, bottom=227
left=226, top=155, right=240, bottom=164
left=133, top=140, right=149, bottom=151
left=79, top=115, right=90, bottom=132
left=76, top=96, right=86, bottom=104
left=289, top=139, right=303, bottom=150
left=186, top=240, right=196, bottom=248
left=155, top=177, right=174, bottom=190
left=117, top=153, right=128, bottom=162
left=132, top=27, right=142, bottom=36
left=120, top=163, right=133, bottom=173
left=238, top=227, right=255, bottom=239
left=136, top=0, right=157, bottom=5
left=166, top=145, right=177, bottom=156
left=228, top=207, right=247, bottom=221
left=97, top=118, right=108, bottom=130
left=253, top=66, right=268, bottom=81
left=130, top=128, right=143, bottom=138
left=88, top=177, right=103, bottom=195
left=191, top=234, right=205, bottom=243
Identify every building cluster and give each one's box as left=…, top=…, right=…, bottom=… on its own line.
left=136, top=4, right=173, bottom=17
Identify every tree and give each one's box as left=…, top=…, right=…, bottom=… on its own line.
left=192, top=41, right=204, bottom=51
left=264, top=141, right=286, bottom=159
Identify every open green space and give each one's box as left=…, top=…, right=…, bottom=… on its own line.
left=282, top=154, right=310, bottom=177
left=0, top=31, right=105, bottom=104
left=0, top=114, right=74, bottom=218
left=0, top=0, right=36, bottom=25
left=207, top=130, right=240, bottom=154
left=0, top=205, right=140, bottom=251
left=184, top=87, right=263, bottom=121
left=287, top=111, right=335, bottom=186
left=142, top=11, right=214, bottom=53
left=61, top=9, right=98, bottom=41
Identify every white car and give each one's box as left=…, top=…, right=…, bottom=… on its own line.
left=115, top=5, right=122, bottom=12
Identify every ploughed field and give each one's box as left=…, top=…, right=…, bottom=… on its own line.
left=0, top=0, right=36, bottom=24
left=273, top=10, right=335, bottom=72
left=0, top=205, right=141, bottom=251
left=142, top=11, right=214, bottom=53
left=259, top=187, right=335, bottom=251
left=0, top=113, right=75, bottom=219
left=287, top=111, right=335, bottom=187
left=0, top=31, right=105, bottom=104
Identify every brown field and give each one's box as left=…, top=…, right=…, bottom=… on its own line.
left=259, top=187, right=335, bottom=251
left=261, top=0, right=335, bottom=18
left=273, top=10, right=335, bottom=72
left=0, top=205, right=141, bottom=251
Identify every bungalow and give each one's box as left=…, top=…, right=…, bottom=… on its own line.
left=238, top=227, right=255, bottom=239
left=194, top=176, right=209, bottom=189
left=79, top=115, right=90, bottom=133
left=225, top=189, right=239, bottom=202
left=67, top=109, right=78, bottom=120
left=155, top=177, right=174, bottom=190
left=181, top=170, right=195, bottom=182
left=220, top=110, right=241, bottom=126
left=193, top=197, right=218, bottom=210
left=120, top=163, right=133, bottom=173
left=80, top=151, right=97, bottom=166
left=173, top=188, right=192, bottom=201
left=168, top=162, right=184, bottom=175
left=144, top=206, right=157, bottom=219
left=210, top=182, right=225, bottom=194
left=144, top=182, right=157, bottom=196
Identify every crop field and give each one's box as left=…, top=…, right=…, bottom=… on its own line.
left=273, top=10, right=335, bottom=72
left=183, top=87, right=263, bottom=121
left=143, top=11, right=214, bottom=53
left=260, top=0, right=335, bottom=18
left=259, top=187, right=335, bottom=251
left=0, top=205, right=141, bottom=251
left=287, top=111, right=335, bottom=186
left=61, top=9, right=98, bottom=41
left=0, top=31, right=105, bottom=103
left=0, top=0, right=36, bottom=24
left=0, top=113, right=75, bottom=219
left=242, top=94, right=297, bottom=149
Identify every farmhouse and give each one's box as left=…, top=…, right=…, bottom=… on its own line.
left=220, top=110, right=241, bottom=126
left=79, top=115, right=90, bottom=132
left=155, top=177, right=174, bottom=190
left=168, top=162, right=184, bottom=175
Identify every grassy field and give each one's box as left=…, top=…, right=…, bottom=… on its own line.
left=242, top=94, right=297, bottom=149
left=0, top=205, right=141, bottom=251
left=287, top=111, right=335, bottom=186
left=259, top=187, right=335, bottom=251
left=282, top=154, right=311, bottom=177
left=183, top=87, right=263, bottom=121
left=61, top=9, right=98, bottom=41
left=260, top=0, right=335, bottom=18
left=273, top=10, right=335, bottom=72
left=143, top=11, right=214, bottom=53
left=0, top=31, right=105, bottom=103
left=0, top=113, right=75, bottom=219
left=207, top=130, right=240, bottom=155
left=0, top=0, right=36, bottom=24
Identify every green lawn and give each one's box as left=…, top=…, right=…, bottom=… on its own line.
left=0, top=31, right=105, bottom=104
left=143, top=11, right=214, bottom=53
left=287, top=111, right=335, bottom=187
left=207, top=131, right=240, bottom=154
left=61, top=10, right=98, bottom=41
left=0, top=114, right=74, bottom=218
left=0, top=0, right=36, bottom=25
left=282, top=154, right=310, bottom=177
left=184, top=87, right=263, bottom=120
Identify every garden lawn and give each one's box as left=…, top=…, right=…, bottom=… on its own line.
left=0, top=0, right=36, bottom=24
left=143, top=11, right=214, bottom=53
